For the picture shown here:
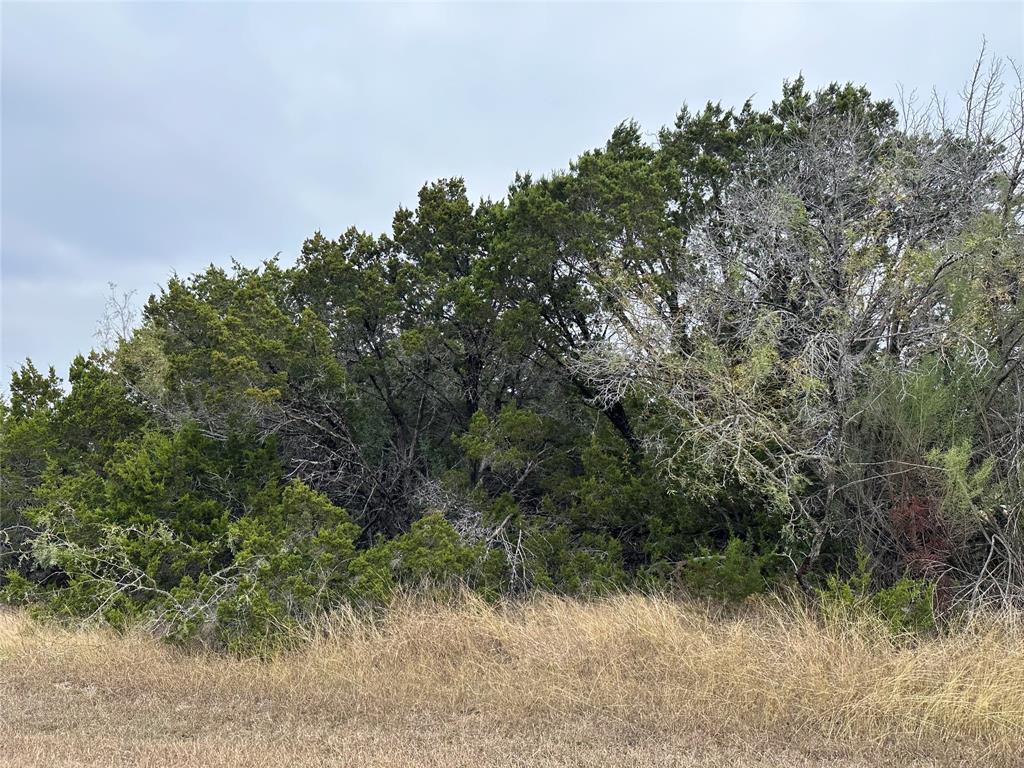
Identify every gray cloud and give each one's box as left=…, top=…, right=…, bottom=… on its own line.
left=3, top=1, right=1022, bottom=380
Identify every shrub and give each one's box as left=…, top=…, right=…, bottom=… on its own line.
left=818, top=551, right=936, bottom=635
left=676, top=537, right=767, bottom=602
left=524, top=525, right=628, bottom=595
left=350, top=513, right=488, bottom=603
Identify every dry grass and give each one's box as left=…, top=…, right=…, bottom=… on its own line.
left=2, top=593, right=1022, bottom=767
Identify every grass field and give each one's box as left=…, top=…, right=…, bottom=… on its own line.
left=2, top=594, right=1022, bottom=767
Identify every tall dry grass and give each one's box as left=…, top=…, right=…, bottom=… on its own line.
left=2, top=593, right=1022, bottom=767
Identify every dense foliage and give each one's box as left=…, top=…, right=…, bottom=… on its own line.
left=3, top=63, right=1023, bottom=647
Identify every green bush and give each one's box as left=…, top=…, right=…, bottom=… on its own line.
left=524, top=525, right=627, bottom=595
left=349, top=512, right=485, bottom=603
left=818, top=552, right=936, bottom=635
left=872, top=578, right=936, bottom=634
left=676, top=537, right=767, bottom=602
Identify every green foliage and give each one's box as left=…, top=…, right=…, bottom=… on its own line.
left=224, top=481, right=361, bottom=619
left=926, top=440, right=1000, bottom=525
left=872, top=579, right=937, bottom=635
left=818, top=552, right=936, bottom=635
left=676, top=538, right=767, bottom=603
left=524, top=526, right=627, bottom=595
left=350, top=512, right=486, bottom=602
left=0, top=571, right=36, bottom=605
left=7, top=360, right=62, bottom=419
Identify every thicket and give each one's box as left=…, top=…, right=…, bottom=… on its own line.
left=3, top=55, right=1023, bottom=649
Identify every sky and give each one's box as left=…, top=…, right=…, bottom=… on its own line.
left=2, top=1, right=1022, bottom=382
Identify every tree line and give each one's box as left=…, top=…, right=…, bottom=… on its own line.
left=3, top=59, right=1023, bottom=650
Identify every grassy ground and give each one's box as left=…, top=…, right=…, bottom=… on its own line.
left=2, top=594, right=1022, bottom=767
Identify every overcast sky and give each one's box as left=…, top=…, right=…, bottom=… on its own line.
left=2, top=2, right=1022, bottom=381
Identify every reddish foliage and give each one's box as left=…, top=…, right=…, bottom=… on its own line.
left=890, top=494, right=953, bottom=608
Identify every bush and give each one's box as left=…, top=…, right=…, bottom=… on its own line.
left=818, top=551, right=936, bottom=635
left=349, top=512, right=486, bottom=603
left=524, top=525, right=628, bottom=595
left=675, top=537, right=767, bottom=602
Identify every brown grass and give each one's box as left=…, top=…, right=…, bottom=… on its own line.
left=2, top=593, right=1022, bottom=767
